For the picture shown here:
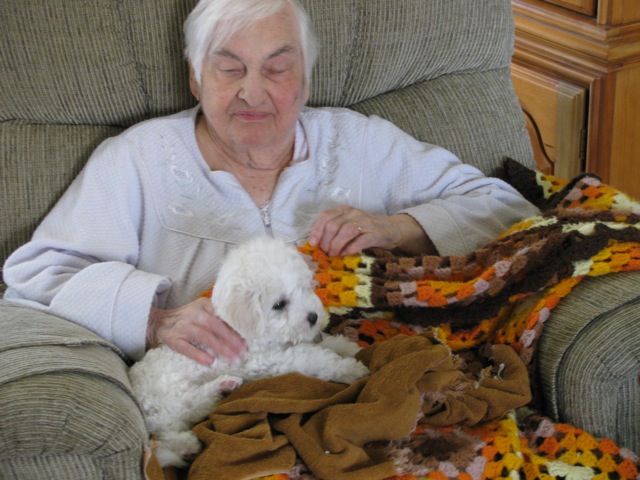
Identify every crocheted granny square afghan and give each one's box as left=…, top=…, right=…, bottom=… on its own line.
left=167, top=161, right=640, bottom=480
left=289, top=162, right=640, bottom=480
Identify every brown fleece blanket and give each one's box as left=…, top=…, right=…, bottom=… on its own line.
left=186, top=335, right=530, bottom=480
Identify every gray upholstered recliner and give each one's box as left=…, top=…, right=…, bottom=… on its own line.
left=1, top=1, right=638, bottom=478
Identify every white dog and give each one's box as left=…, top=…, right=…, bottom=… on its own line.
left=129, top=236, right=370, bottom=467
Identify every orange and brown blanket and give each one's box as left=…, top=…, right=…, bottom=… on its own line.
left=147, top=161, right=640, bottom=480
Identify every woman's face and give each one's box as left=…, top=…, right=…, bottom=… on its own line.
left=191, top=6, right=309, bottom=156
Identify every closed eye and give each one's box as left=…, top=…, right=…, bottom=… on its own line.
left=264, top=67, right=287, bottom=76
left=272, top=298, right=288, bottom=311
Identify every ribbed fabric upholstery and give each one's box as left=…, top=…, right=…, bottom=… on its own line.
left=0, top=301, right=148, bottom=479
left=1, top=0, right=638, bottom=477
left=127, top=0, right=199, bottom=117
left=350, top=69, right=534, bottom=176
left=304, top=0, right=516, bottom=107
left=1, top=450, right=143, bottom=480
left=0, top=2, right=148, bottom=126
left=538, top=273, right=640, bottom=453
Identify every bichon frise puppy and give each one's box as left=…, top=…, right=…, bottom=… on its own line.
left=129, top=236, right=369, bottom=467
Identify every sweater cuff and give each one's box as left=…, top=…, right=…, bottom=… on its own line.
left=400, top=205, right=469, bottom=257
left=112, top=269, right=171, bottom=361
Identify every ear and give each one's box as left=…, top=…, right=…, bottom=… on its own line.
left=188, top=62, right=201, bottom=101
left=212, top=285, right=263, bottom=341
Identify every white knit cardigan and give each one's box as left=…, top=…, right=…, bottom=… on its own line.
left=3, top=106, right=538, bottom=359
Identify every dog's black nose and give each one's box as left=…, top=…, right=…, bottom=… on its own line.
left=307, top=312, right=318, bottom=327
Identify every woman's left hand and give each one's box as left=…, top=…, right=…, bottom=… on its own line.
left=308, top=206, right=436, bottom=257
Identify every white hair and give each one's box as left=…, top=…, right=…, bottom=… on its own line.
left=184, top=0, right=318, bottom=86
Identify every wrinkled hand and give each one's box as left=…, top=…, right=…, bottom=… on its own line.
left=146, top=297, right=246, bottom=366
left=308, top=206, right=436, bottom=257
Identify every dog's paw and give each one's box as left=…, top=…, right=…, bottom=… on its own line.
left=335, top=359, right=370, bottom=384
left=318, top=333, right=362, bottom=357
left=155, top=431, right=203, bottom=468
left=211, top=374, right=243, bottom=395
left=350, top=361, right=370, bottom=381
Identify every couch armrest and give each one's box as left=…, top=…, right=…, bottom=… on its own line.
left=537, top=271, right=640, bottom=453
left=0, top=300, right=148, bottom=480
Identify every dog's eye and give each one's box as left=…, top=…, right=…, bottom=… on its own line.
left=272, top=298, right=288, bottom=311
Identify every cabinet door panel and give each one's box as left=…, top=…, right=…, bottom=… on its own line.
left=511, top=64, right=587, bottom=179
left=544, top=0, right=597, bottom=16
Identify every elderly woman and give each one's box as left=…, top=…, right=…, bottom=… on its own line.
left=2, top=0, right=538, bottom=366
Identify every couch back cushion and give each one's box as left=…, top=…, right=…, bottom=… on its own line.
left=0, top=1, right=198, bottom=127
left=0, top=0, right=534, bottom=283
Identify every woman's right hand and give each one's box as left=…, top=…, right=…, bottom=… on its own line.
left=146, top=297, right=246, bottom=366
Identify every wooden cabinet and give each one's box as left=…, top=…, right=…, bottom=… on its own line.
left=510, top=0, right=640, bottom=199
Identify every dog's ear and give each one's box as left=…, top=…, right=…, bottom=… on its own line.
left=212, top=283, right=264, bottom=341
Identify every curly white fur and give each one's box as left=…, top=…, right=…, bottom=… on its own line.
left=129, top=236, right=369, bottom=467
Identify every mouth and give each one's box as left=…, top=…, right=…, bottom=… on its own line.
left=233, top=111, right=271, bottom=122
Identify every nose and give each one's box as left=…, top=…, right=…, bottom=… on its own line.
left=307, top=312, right=318, bottom=327
left=237, top=71, right=266, bottom=106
